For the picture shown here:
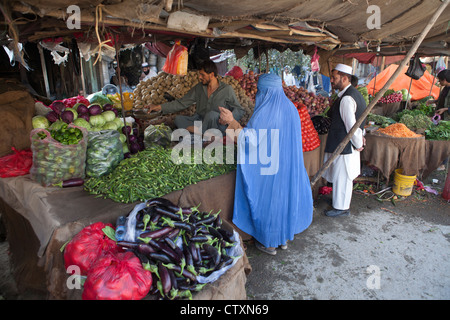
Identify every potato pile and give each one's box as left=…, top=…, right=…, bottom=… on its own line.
left=133, top=71, right=254, bottom=127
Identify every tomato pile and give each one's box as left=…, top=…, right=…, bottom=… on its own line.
left=295, top=102, right=321, bottom=152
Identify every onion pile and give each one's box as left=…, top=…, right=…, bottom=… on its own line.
left=237, top=72, right=331, bottom=117
left=283, top=85, right=331, bottom=117
left=378, top=92, right=402, bottom=104
left=237, top=71, right=259, bottom=102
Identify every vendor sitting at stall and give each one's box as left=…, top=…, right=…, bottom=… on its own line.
left=147, top=59, right=244, bottom=135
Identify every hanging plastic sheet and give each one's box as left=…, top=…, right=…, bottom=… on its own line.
left=232, top=74, right=314, bottom=248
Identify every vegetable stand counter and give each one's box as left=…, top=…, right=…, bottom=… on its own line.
left=0, top=173, right=251, bottom=300
left=361, top=131, right=450, bottom=182
left=0, top=141, right=325, bottom=299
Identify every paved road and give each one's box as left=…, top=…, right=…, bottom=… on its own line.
left=244, top=198, right=450, bottom=300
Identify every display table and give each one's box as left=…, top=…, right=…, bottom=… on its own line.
left=361, top=131, right=449, bottom=181
left=361, top=131, right=426, bottom=181
left=0, top=140, right=323, bottom=299
left=0, top=173, right=251, bottom=299
left=421, top=140, right=450, bottom=178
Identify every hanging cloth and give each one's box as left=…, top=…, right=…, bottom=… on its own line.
left=232, top=73, right=314, bottom=248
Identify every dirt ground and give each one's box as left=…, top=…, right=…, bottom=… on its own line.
left=1, top=167, right=449, bottom=300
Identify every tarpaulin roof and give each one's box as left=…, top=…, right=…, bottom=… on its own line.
left=367, top=64, right=441, bottom=101
left=2, top=0, right=449, bottom=57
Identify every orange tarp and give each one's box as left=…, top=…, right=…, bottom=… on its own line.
left=367, top=64, right=440, bottom=101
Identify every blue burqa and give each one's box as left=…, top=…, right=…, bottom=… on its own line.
left=232, top=73, right=313, bottom=248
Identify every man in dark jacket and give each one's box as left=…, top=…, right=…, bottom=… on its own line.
left=322, top=64, right=367, bottom=217
left=147, top=60, right=244, bottom=135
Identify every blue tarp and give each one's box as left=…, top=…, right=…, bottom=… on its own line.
left=232, top=74, right=314, bottom=248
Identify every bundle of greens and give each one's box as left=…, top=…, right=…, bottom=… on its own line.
left=367, top=113, right=396, bottom=128
left=425, top=121, right=450, bottom=140
left=399, top=113, right=432, bottom=131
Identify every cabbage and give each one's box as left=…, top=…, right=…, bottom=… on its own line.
left=119, top=133, right=127, bottom=143
left=66, top=108, right=78, bottom=120
left=61, top=110, right=75, bottom=123
left=102, top=103, right=114, bottom=111
left=113, top=117, right=124, bottom=129
left=49, top=120, right=66, bottom=130
left=51, top=101, right=66, bottom=115
left=88, top=92, right=112, bottom=106
left=102, top=110, right=116, bottom=122
left=90, top=126, right=104, bottom=132
left=89, top=114, right=106, bottom=127
left=73, top=118, right=92, bottom=130
left=46, top=110, right=59, bottom=123
left=88, top=104, right=103, bottom=116
left=102, top=121, right=118, bottom=130
left=32, top=115, right=50, bottom=129
left=75, top=103, right=89, bottom=115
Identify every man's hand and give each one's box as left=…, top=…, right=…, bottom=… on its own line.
left=218, top=106, right=234, bottom=125
left=147, top=104, right=162, bottom=113
left=356, top=136, right=366, bottom=152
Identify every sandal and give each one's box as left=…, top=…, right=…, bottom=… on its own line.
left=280, top=243, right=288, bottom=250
left=255, top=241, right=277, bottom=255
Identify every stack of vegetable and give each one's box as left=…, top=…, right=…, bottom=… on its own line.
left=367, top=113, right=396, bottom=128
left=84, top=146, right=236, bottom=203
left=237, top=71, right=259, bottom=102
left=394, top=109, right=433, bottom=132
left=357, top=87, right=370, bottom=106
left=117, top=198, right=241, bottom=300
left=295, top=102, right=321, bottom=152
left=33, top=96, right=145, bottom=157
left=285, top=86, right=331, bottom=116
left=375, top=89, right=403, bottom=104
left=377, top=123, right=422, bottom=138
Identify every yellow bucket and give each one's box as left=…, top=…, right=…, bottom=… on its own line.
left=392, top=168, right=416, bottom=196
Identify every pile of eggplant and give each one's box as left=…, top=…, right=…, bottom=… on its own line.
left=311, top=115, right=332, bottom=135
left=117, top=198, right=238, bottom=300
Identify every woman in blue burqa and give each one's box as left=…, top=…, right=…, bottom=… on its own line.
left=218, top=73, right=314, bottom=255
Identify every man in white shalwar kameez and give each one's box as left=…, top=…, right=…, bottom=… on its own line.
left=322, top=64, right=366, bottom=217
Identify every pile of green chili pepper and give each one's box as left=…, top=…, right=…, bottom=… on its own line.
left=84, top=146, right=236, bottom=203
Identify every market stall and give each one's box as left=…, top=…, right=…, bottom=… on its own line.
left=0, top=172, right=251, bottom=300
left=1, top=0, right=449, bottom=301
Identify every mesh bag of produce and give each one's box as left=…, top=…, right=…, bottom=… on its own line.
left=30, top=124, right=88, bottom=186
left=82, top=250, right=152, bottom=300
left=86, top=130, right=124, bottom=178
left=63, top=222, right=119, bottom=276
left=144, top=124, right=173, bottom=148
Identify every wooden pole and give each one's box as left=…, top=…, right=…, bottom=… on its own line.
left=38, top=43, right=51, bottom=98
left=310, top=0, right=450, bottom=188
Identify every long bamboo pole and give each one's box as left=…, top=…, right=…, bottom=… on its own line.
left=310, top=0, right=450, bottom=188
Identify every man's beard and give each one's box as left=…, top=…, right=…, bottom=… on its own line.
left=143, top=70, right=150, bottom=75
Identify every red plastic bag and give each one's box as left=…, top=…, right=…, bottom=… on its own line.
left=82, top=251, right=152, bottom=300
left=311, top=47, right=320, bottom=72
left=0, top=147, right=33, bottom=178
left=64, top=222, right=119, bottom=276
left=162, top=40, right=188, bottom=75
left=225, top=66, right=243, bottom=80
